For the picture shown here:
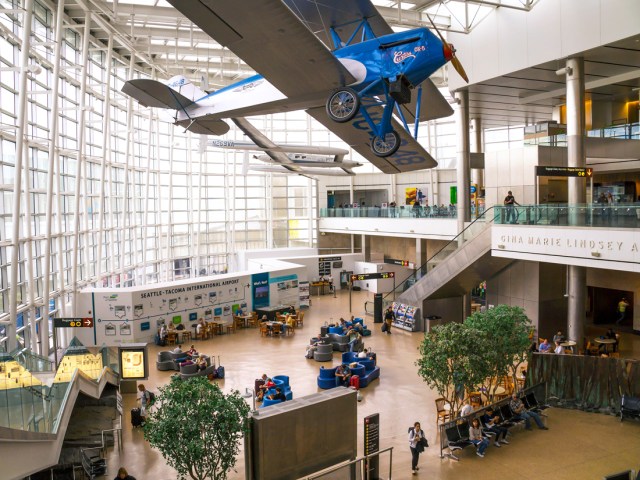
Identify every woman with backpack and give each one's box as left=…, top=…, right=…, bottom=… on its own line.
left=408, top=421, right=426, bottom=475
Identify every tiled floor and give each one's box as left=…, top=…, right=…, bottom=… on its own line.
left=106, top=290, right=640, bottom=479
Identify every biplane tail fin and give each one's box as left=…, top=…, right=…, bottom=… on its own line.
left=122, top=75, right=206, bottom=111
left=165, top=75, right=208, bottom=102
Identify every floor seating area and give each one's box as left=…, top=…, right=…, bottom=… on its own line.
left=441, top=389, right=549, bottom=461
left=259, top=375, right=293, bottom=408
left=316, top=353, right=380, bottom=390
left=155, top=350, right=189, bottom=371
left=179, top=355, right=216, bottom=380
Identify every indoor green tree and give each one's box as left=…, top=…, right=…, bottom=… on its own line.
left=464, top=304, right=532, bottom=396
left=415, top=321, right=491, bottom=415
left=143, top=376, right=250, bottom=480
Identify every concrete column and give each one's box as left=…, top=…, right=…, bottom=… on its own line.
left=455, top=90, right=471, bottom=233
left=566, top=57, right=586, bottom=344
left=470, top=117, right=484, bottom=196
left=415, top=239, right=427, bottom=272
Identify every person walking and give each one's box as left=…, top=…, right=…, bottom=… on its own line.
left=408, top=422, right=425, bottom=475
left=504, top=190, right=520, bottom=223
left=114, top=467, right=136, bottom=480
left=616, top=297, right=630, bottom=325
left=384, top=306, right=394, bottom=334
left=137, top=384, right=151, bottom=422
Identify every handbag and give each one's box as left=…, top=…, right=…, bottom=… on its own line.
left=419, top=437, right=429, bottom=448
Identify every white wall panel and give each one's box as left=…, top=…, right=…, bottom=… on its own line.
left=449, top=0, right=640, bottom=90
left=560, top=0, right=601, bottom=55
left=498, top=8, right=529, bottom=74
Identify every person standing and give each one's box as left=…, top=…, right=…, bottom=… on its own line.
left=408, top=421, right=425, bottom=475
left=384, top=306, right=395, bottom=334
left=617, top=297, right=630, bottom=325
left=503, top=190, right=520, bottom=224
left=137, top=384, right=151, bottom=422
left=114, top=467, right=136, bottom=480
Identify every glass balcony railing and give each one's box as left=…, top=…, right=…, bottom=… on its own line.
left=320, top=205, right=486, bottom=219
left=493, top=203, right=640, bottom=228
left=524, top=122, right=639, bottom=146
left=0, top=342, right=119, bottom=434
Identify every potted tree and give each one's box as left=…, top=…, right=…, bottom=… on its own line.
left=143, top=376, right=250, bottom=480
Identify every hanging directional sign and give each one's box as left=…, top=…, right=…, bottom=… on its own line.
left=535, top=166, right=593, bottom=177
left=350, top=272, right=395, bottom=282
left=54, top=317, right=94, bottom=328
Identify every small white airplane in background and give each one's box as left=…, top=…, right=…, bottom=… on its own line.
left=208, top=138, right=362, bottom=176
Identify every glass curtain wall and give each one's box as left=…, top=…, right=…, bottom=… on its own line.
left=0, top=1, right=317, bottom=353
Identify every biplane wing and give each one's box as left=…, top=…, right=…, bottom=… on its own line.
left=307, top=107, right=437, bottom=174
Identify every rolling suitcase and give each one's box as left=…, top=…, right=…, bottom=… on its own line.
left=216, top=356, right=225, bottom=379
left=131, top=407, right=143, bottom=427
left=349, top=375, right=360, bottom=390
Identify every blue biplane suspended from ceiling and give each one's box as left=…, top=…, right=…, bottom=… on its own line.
left=122, top=0, right=468, bottom=174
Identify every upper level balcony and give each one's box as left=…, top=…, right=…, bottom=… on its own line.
left=318, top=206, right=477, bottom=240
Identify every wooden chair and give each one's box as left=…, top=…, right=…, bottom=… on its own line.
left=233, top=316, right=244, bottom=330
left=226, top=322, right=236, bottom=334
left=260, top=322, right=269, bottom=337
left=271, top=323, right=282, bottom=337
left=295, top=311, right=304, bottom=328
left=166, top=332, right=177, bottom=346
left=196, top=327, right=207, bottom=341
left=435, top=397, right=452, bottom=425
left=275, top=313, right=286, bottom=323
left=248, top=312, right=259, bottom=328
left=584, top=341, right=599, bottom=355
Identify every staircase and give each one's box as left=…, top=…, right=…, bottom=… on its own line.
left=393, top=207, right=514, bottom=306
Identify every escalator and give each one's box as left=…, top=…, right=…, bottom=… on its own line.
left=391, top=207, right=515, bottom=306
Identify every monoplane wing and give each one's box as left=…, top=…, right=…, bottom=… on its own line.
left=231, top=117, right=301, bottom=173
left=399, top=79, right=454, bottom=123
left=166, top=0, right=355, bottom=99
left=122, top=79, right=195, bottom=110
left=307, top=107, right=437, bottom=173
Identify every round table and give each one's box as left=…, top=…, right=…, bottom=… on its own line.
left=594, top=337, right=616, bottom=354
left=560, top=340, right=577, bottom=353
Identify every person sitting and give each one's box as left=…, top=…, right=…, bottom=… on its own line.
left=552, top=330, right=564, bottom=344
left=335, top=364, right=351, bottom=387
left=172, top=344, right=183, bottom=355
left=459, top=401, right=474, bottom=417
left=510, top=393, right=548, bottom=431
left=357, top=348, right=368, bottom=359
left=267, top=387, right=286, bottom=402
left=187, top=345, right=198, bottom=357
left=347, top=330, right=362, bottom=352
left=196, top=356, right=208, bottom=371
left=538, top=339, right=551, bottom=353
left=180, top=358, right=194, bottom=367
left=554, top=340, right=564, bottom=355
left=469, top=418, right=489, bottom=458
left=257, top=377, right=275, bottom=402
left=481, top=407, right=509, bottom=447
left=604, top=327, right=619, bottom=353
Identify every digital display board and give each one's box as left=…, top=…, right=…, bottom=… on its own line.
left=118, top=343, right=149, bottom=380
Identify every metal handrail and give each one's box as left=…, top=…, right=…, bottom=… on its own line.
left=302, top=446, right=394, bottom=480
left=383, top=206, right=498, bottom=302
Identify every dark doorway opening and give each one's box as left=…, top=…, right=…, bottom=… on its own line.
left=589, top=286, right=633, bottom=326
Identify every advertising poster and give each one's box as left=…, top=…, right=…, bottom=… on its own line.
left=405, top=187, right=417, bottom=205
left=252, top=272, right=270, bottom=309
left=120, top=348, right=146, bottom=380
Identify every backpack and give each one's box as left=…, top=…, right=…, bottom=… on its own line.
left=147, top=390, right=156, bottom=406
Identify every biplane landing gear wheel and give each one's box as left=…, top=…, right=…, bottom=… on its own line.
left=371, top=130, right=400, bottom=157
left=326, top=87, right=360, bottom=123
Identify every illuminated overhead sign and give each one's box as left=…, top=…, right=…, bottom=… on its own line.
left=53, top=317, right=94, bottom=328
left=350, top=272, right=395, bottom=282
left=535, top=166, right=593, bottom=177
